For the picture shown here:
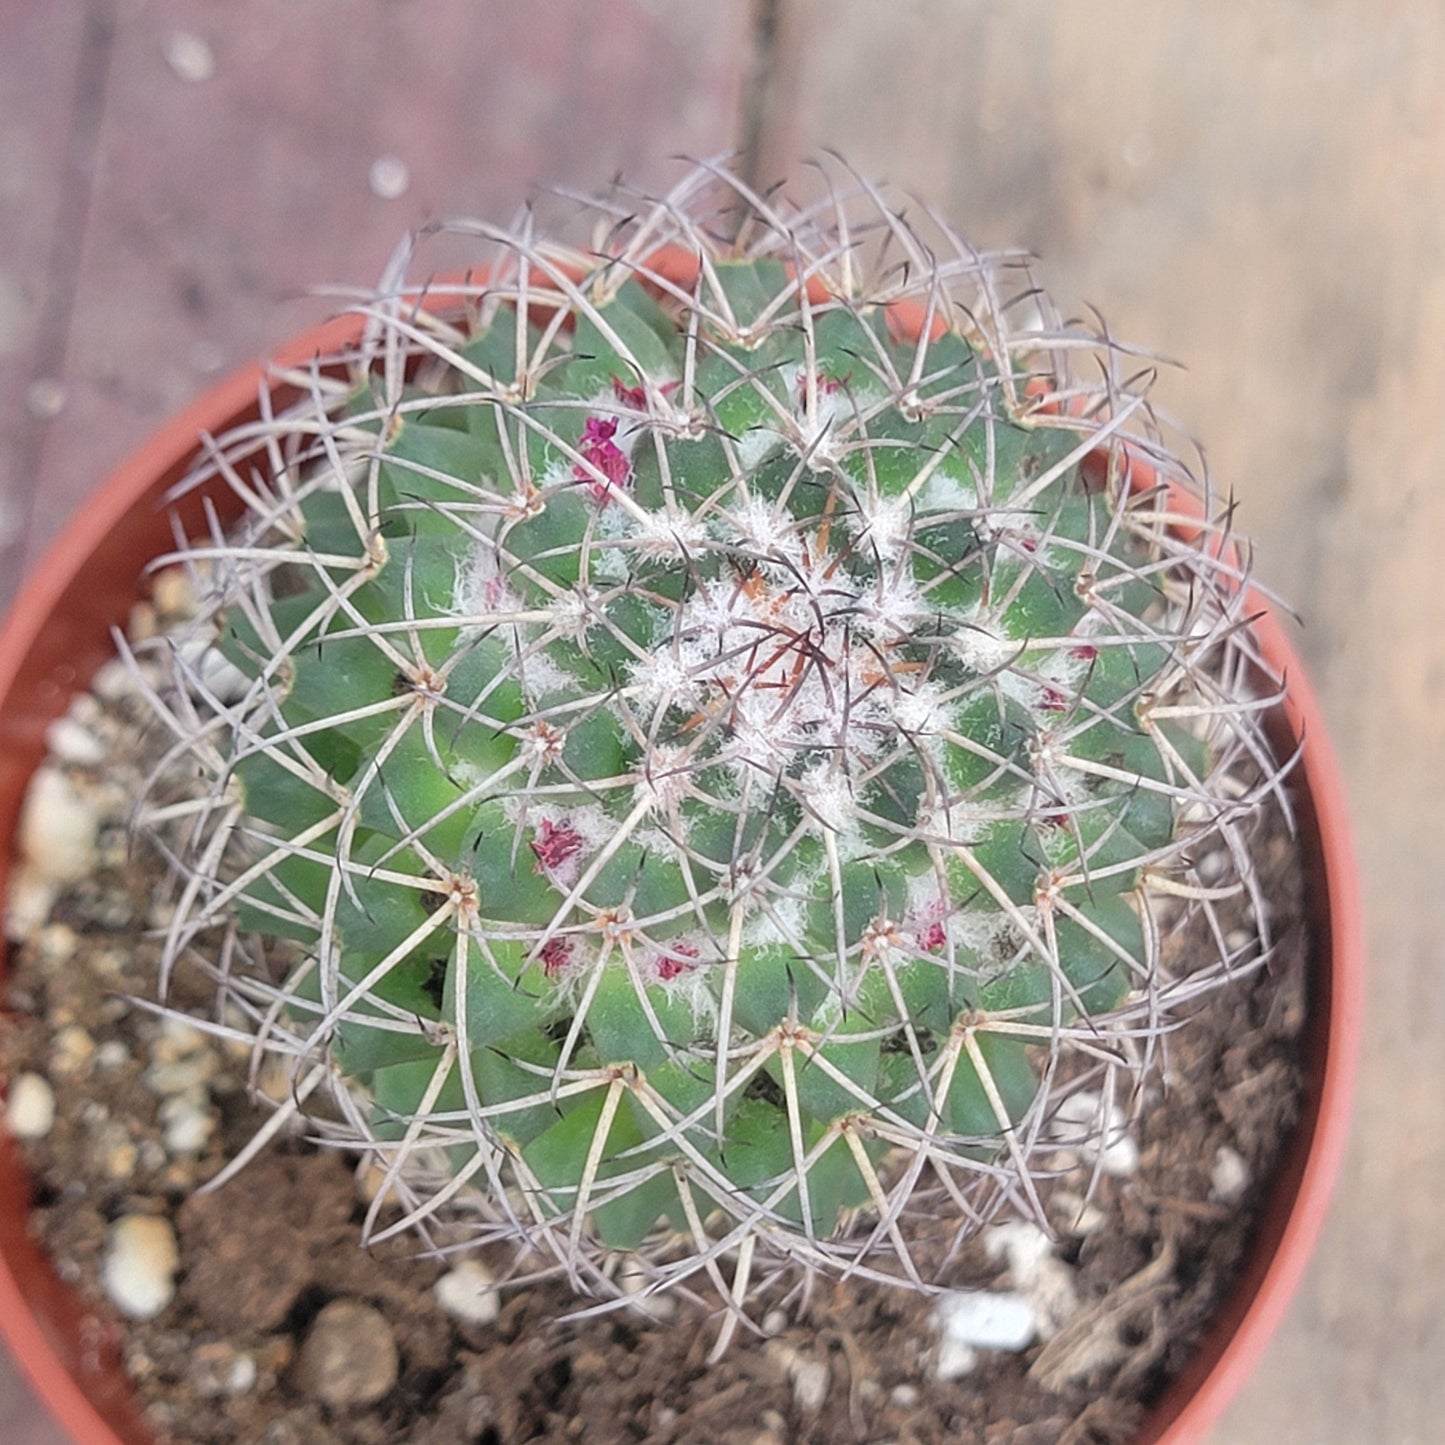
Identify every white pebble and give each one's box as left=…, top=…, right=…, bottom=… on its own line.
left=101, top=1136, right=139, bottom=1182
left=150, top=567, right=198, bottom=619
left=1196, top=850, right=1229, bottom=884
left=934, top=1335, right=979, bottom=1381
left=37, top=922, right=78, bottom=965
left=50, top=1025, right=96, bottom=1077
left=933, top=1289, right=1037, bottom=1352
left=152, top=1017, right=209, bottom=1063
left=1053, top=1189, right=1106, bottom=1236
left=45, top=716, right=107, bottom=766
left=164, top=30, right=215, bottom=83
left=4, top=1072, right=56, bottom=1138
left=789, top=1356, right=829, bottom=1414
left=984, top=1221, right=1079, bottom=1338
left=160, top=1093, right=215, bottom=1154
left=1098, top=1132, right=1140, bottom=1177
left=144, top=1050, right=218, bottom=1096
left=177, top=637, right=251, bottom=703
left=3, top=863, right=60, bottom=942
left=767, top=1341, right=830, bottom=1412
left=95, top=1040, right=130, bottom=1075
left=984, top=1220, right=1053, bottom=1281
left=1210, top=1145, right=1251, bottom=1204
left=225, top=1354, right=258, bottom=1394
left=18, top=766, right=98, bottom=883
left=760, top=1308, right=788, bottom=1337
left=91, top=657, right=145, bottom=702
left=369, top=155, right=411, bottom=200
left=103, top=1215, right=179, bottom=1320
left=617, top=1259, right=675, bottom=1322
left=433, top=1259, right=500, bottom=1327
left=1050, top=1090, right=1139, bottom=1177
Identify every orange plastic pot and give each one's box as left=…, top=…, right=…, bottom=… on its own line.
left=0, top=295, right=1362, bottom=1445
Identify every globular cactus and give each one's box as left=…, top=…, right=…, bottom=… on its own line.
left=143, top=162, right=1276, bottom=1329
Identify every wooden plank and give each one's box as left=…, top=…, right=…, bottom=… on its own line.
left=0, top=2, right=752, bottom=1437
left=0, top=0, right=108, bottom=609
left=779, top=3, right=1445, bottom=1440
left=2, top=0, right=752, bottom=608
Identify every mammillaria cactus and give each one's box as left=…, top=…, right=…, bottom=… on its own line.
left=142, top=162, right=1278, bottom=1335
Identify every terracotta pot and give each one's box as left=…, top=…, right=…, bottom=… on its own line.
left=0, top=294, right=1363, bottom=1445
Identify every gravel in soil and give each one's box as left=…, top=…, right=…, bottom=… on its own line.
left=0, top=608, right=1307, bottom=1445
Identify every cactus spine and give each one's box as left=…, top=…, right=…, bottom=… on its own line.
left=144, top=163, right=1277, bottom=1327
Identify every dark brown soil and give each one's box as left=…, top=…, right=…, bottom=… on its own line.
left=0, top=675, right=1307, bottom=1445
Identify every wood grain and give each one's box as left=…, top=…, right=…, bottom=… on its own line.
left=0, top=2, right=751, bottom=1438
left=0, top=0, right=751, bottom=607
left=782, top=3, right=1445, bottom=1440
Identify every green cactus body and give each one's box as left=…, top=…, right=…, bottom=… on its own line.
left=151, top=167, right=1271, bottom=1315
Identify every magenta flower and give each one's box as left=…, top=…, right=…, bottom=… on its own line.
left=573, top=415, right=631, bottom=504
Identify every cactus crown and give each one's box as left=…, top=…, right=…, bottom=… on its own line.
left=144, top=162, right=1278, bottom=1329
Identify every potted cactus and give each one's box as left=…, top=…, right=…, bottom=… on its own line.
left=1, top=163, right=1360, bottom=1444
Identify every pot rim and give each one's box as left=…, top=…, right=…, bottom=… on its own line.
left=0, top=290, right=1363, bottom=1445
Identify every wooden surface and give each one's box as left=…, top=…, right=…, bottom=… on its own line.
left=3, top=2, right=1442, bottom=1441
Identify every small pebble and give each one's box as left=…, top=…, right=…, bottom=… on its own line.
left=765, top=1340, right=831, bottom=1413
left=933, top=1289, right=1037, bottom=1352
left=1053, top=1189, right=1106, bottom=1236
left=160, top=1093, right=216, bottom=1154
left=891, top=1382, right=921, bottom=1408
left=50, top=1024, right=96, bottom=1077
left=95, top=1039, right=132, bottom=1070
left=293, top=1299, right=399, bottom=1408
left=146, top=1047, right=219, bottom=1092
left=617, top=1259, right=675, bottom=1322
left=760, top=1307, right=788, bottom=1337
left=1050, top=1090, right=1139, bottom=1177
left=36, top=921, right=78, bottom=966
left=225, top=1353, right=259, bottom=1395
left=45, top=716, right=107, bottom=766
left=103, top=1215, right=180, bottom=1320
left=164, top=30, right=216, bottom=83
left=433, top=1259, right=500, bottom=1327
left=188, top=1342, right=257, bottom=1398
left=151, top=1017, right=209, bottom=1063
left=150, top=567, right=198, bottom=619
left=1100, top=1133, right=1139, bottom=1177
left=127, top=600, right=159, bottom=643
left=177, top=637, right=251, bottom=703
left=935, top=1336, right=978, bottom=1381
left=18, top=766, right=99, bottom=883
left=1210, top=1144, right=1251, bottom=1204
left=100, top=1135, right=140, bottom=1182
left=745, top=1416, right=785, bottom=1445
left=3, top=864, right=58, bottom=943
left=789, top=1356, right=829, bottom=1414
left=353, top=1157, right=391, bottom=1205
left=4, top=1071, right=56, bottom=1138
left=984, top=1221, right=1079, bottom=1338
left=91, top=656, right=144, bottom=702
left=368, top=155, right=411, bottom=200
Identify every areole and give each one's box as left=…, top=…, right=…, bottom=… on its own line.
left=0, top=243, right=1363, bottom=1445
